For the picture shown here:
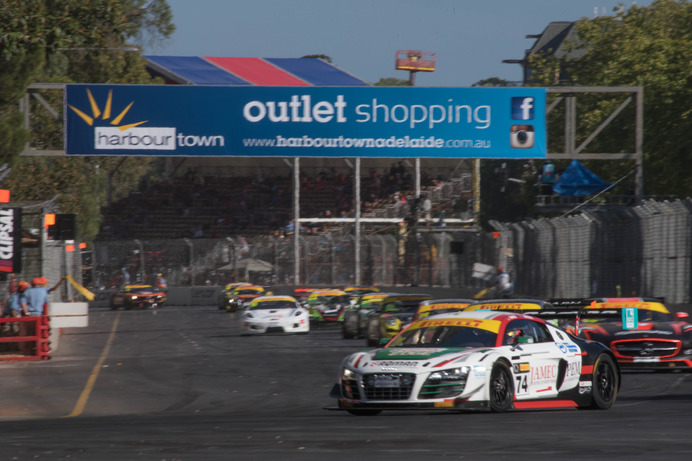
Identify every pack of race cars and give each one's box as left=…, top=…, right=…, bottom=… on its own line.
left=218, top=283, right=691, bottom=414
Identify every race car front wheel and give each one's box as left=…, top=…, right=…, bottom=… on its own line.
left=489, top=361, right=514, bottom=412
left=588, top=354, right=619, bottom=410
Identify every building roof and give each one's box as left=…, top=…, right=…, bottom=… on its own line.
left=144, top=56, right=370, bottom=86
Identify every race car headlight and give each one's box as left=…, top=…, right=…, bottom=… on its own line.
left=130, top=295, right=138, bottom=301
left=342, top=368, right=357, bottom=380
left=242, top=312, right=254, bottom=319
left=385, top=317, right=399, bottom=327
left=294, top=310, right=304, bottom=317
left=428, top=367, right=470, bottom=382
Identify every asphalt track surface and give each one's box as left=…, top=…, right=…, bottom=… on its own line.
left=1, top=304, right=691, bottom=461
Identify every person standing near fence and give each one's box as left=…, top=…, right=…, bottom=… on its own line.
left=23, top=277, right=52, bottom=316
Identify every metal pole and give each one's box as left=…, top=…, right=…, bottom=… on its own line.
left=354, top=157, right=361, bottom=285
left=415, top=158, right=421, bottom=199
left=635, top=87, right=645, bottom=198
left=293, top=158, right=300, bottom=284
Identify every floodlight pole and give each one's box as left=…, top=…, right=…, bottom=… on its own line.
left=293, top=157, right=300, bottom=284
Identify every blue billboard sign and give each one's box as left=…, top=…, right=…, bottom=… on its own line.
left=65, top=84, right=546, bottom=158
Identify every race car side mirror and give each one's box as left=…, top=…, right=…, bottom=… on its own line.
left=675, top=312, right=689, bottom=319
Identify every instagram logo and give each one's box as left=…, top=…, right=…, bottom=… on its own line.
left=510, top=124, right=534, bottom=148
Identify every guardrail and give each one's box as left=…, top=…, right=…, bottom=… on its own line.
left=0, top=315, right=51, bottom=361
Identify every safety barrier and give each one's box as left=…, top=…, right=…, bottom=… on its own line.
left=0, top=315, right=51, bottom=361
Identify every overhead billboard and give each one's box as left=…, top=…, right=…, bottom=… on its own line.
left=65, top=84, right=546, bottom=158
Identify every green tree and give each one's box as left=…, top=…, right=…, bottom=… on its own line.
left=0, top=1, right=175, bottom=241
left=374, top=77, right=410, bottom=86
left=526, top=0, right=692, bottom=198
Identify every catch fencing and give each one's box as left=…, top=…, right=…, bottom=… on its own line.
left=89, top=230, right=490, bottom=291
left=490, top=199, right=692, bottom=304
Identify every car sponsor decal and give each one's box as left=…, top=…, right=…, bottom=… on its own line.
left=586, top=301, right=670, bottom=314
left=410, top=317, right=502, bottom=333
left=555, top=341, right=580, bottom=354
left=368, top=361, right=418, bottom=368
left=466, top=302, right=543, bottom=311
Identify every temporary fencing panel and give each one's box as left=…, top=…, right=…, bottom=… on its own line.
left=491, top=199, right=692, bottom=303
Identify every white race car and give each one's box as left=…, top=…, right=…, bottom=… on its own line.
left=329, top=311, right=620, bottom=415
left=241, top=295, right=310, bottom=335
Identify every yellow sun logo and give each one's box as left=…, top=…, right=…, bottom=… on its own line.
left=69, top=89, right=148, bottom=131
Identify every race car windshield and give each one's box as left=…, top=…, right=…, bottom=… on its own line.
left=388, top=325, right=497, bottom=348
left=250, top=301, right=296, bottom=310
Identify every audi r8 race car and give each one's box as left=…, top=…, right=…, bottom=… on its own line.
left=240, top=295, right=309, bottom=335
left=111, top=285, right=166, bottom=310
left=575, top=298, right=692, bottom=370
left=329, top=311, right=620, bottom=415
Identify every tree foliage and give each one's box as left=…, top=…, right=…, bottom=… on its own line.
left=526, top=0, right=692, bottom=197
left=0, top=1, right=175, bottom=242
left=374, top=77, right=410, bottom=86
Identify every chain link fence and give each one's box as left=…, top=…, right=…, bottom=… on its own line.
left=90, top=229, right=489, bottom=291
left=491, top=199, right=692, bottom=304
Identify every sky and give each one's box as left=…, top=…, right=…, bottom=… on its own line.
left=146, top=0, right=655, bottom=87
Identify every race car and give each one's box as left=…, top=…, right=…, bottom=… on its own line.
left=305, top=289, right=351, bottom=324
left=240, top=295, right=309, bottom=335
left=218, top=282, right=252, bottom=310
left=224, top=285, right=267, bottom=312
left=365, top=293, right=433, bottom=346
left=329, top=311, right=620, bottom=415
left=413, top=298, right=475, bottom=321
left=466, top=299, right=580, bottom=332
left=111, top=284, right=166, bottom=310
left=574, top=298, right=692, bottom=370
left=341, top=286, right=380, bottom=296
left=342, top=293, right=390, bottom=339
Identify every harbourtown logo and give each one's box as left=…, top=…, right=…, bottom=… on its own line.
left=69, top=89, right=224, bottom=151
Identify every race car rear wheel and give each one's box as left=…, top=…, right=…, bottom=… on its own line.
left=489, top=361, right=514, bottom=412
left=346, top=409, right=382, bottom=416
left=588, top=354, right=619, bottom=410
left=342, top=314, right=357, bottom=339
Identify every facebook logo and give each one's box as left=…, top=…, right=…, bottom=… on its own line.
left=511, top=97, right=534, bottom=120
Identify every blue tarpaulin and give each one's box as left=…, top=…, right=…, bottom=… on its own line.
left=553, top=160, right=612, bottom=196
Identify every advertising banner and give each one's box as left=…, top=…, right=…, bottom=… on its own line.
left=0, top=207, right=22, bottom=274
left=65, top=84, right=546, bottom=158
